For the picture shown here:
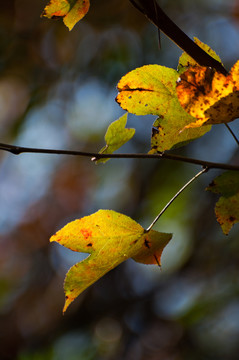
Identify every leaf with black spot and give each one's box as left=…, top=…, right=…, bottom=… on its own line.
left=116, top=64, right=210, bottom=151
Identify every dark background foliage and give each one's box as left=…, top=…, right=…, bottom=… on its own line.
left=0, top=1, right=239, bottom=359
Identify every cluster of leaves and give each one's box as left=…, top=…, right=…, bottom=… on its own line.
left=42, top=0, right=239, bottom=312
left=42, top=0, right=90, bottom=30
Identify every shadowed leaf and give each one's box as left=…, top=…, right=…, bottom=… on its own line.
left=207, top=171, right=239, bottom=235
left=178, top=38, right=222, bottom=74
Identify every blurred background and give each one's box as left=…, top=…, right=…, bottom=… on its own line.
left=0, top=0, right=239, bottom=359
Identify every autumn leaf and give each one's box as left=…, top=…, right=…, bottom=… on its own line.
left=116, top=64, right=210, bottom=151
left=176, top=60, right=239, bottom=128
left=207, top=171, right=239, bottom=235
left=96, top=113, right=135, bottom=164
left=50, top=210, right=172, bottom=311
left=42, top=0, right=90, bottom=30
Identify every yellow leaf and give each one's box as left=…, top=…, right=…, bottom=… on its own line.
left=176, top=60, right=239, bottom=128
left=42, top=0, right=90, bottom=30
left=50, top=210, right=172, bottom=311
left=116, top=64, right=210, bottom=151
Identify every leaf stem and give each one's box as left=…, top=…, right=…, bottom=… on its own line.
left=225, top=124, right=239, bottom=146
left=145, top=166, right=209, bottom=232
left=0, top=142, right=239, bottom=171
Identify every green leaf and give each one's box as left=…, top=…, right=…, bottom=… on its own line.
left=42, top=0, right=90, bottom=30
left=96, top=113, right=135, bottom=164
left=50, top=210, right=172, bottom=311
left=178, top=38, right=223, bottom=74
left=116, top=64, right=211, bottom=151
left=207, top=171, right=239, bottom=235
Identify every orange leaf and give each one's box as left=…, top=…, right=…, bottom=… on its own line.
left=176, top=60, right=239, bottom=128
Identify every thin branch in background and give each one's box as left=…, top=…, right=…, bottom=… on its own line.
left=225, top=123, right=239, bottom=146
left=0, top=142, right=239, bottom=171
left=145, top=166, right=209, bottom=232
left=153, top=0, right=161, bottom=48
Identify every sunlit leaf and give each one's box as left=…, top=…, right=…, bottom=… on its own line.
left=176, top=60, right=239, bottom=128
left=42, top=0, right=90, bottom=30
left=207, top=171, right=239, bottom=234
left=116, top=64, right=210, bottom=151
left=96, top=113, right=135, bottom=164
left=50, top=210, right=172, bottom=311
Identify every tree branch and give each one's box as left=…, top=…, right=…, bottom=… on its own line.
left=0, top=142, right=238, bottom=171
left=129, top=0, right=228, bottom=75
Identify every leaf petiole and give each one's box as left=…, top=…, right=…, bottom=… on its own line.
left=145, top=166, right=209, bottom=232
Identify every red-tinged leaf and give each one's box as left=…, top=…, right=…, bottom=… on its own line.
left=207, top=171, right=239, bottom=234
left=50, top=210, right=172, bottom=311
left=42, top=0, right=90, bottom=30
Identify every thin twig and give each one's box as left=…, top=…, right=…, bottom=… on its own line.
left=225, top=124, right=239, bottom=146
left=145, top=166, right=209, bottom=232
left=0, top=142, right=239, bottom=171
